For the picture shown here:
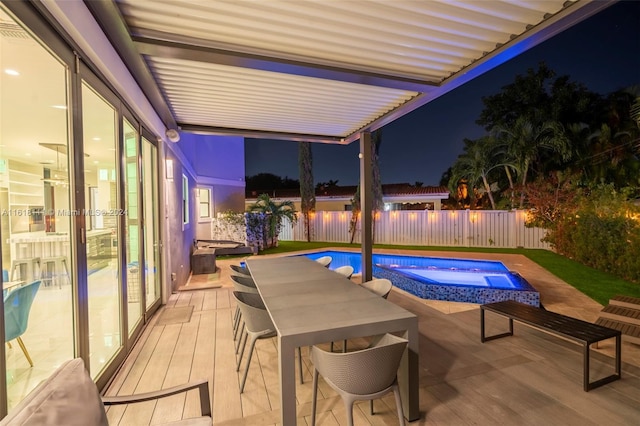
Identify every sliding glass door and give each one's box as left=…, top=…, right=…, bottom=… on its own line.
left=1, top=6, right=75, bottom=409
left=123, top=119, right=143, bottom=335
left=142, top=137, right=161, bottom=309
left=82, top=82, right=122, bottom=378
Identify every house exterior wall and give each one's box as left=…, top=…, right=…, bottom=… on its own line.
left=164, top=147, right=196, bottom=291
left=180, top=133, right=247, bottom=240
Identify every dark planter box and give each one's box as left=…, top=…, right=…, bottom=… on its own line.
left=191, top=248, right=217, bottom=275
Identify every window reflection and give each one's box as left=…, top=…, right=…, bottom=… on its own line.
left=82, top=82, right=122, bottom=378
left=1, top=7, right=74, bottom=409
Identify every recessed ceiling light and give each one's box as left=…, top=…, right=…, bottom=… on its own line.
left=4, top=69, right=19, bottom=76
left=25, top=153, right=31, bottom=156
left=93, top=160, right=99, bottom=164
left=51, top=105, right=67, bottom=110
left=92, top=137, right=101, bottom=141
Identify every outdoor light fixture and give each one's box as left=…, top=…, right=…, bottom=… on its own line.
left=166, top=128, right=180, bottom=143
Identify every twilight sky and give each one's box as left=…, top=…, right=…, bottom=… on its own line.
left=245, top=1, right=640, bottom=187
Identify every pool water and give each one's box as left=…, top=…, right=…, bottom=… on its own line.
left=301, top=250, right=540, bottom=306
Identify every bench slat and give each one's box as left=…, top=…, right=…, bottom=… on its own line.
left=482, top=300, right=619, bottom=344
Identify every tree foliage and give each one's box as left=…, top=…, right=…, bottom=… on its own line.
left=448, top=62, right=640, bottom=210
left=521, top=172, right=580, bottom=229
left=540, top=184, right=640, bottom=283
left=246, top=193, right=297, bottom=248
left=449, top=136, right=503, bottom=209
left=245, top=173, right=299, bottom=191
left=298, top=142, right=315, bottom=242
left=349, top=130, right=384, bottom=243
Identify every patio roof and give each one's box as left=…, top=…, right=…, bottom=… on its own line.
left=86, top=0, right=615, bottom=144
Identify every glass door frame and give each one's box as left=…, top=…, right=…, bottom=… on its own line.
left=140, top=128, right=163, bottom=318
left=120, top=109, right=144, bottom=345
left=77, top=67, right=130, bottom=389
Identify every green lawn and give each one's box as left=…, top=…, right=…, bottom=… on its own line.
left=255, top=241, right=640, bottom=306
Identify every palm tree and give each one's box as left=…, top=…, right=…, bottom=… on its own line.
left=349, top=130, right=384, bottom=243
left=488, top=132, right=520, bottom=209
left=449, top=137, right=502, bottom=209
left=298, top=142, right=315, bottom=242
left=495, top=117, right=571, bottom=207
left=585, top=89, right=640, bottom=188
left=371, top=130, right=384, bottom=242
left=349, top=187, right=360, bottom=244
left=247, top=193, right=297, bottom=248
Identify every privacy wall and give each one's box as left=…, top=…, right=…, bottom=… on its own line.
left=279, top=210, right=551, bottom=250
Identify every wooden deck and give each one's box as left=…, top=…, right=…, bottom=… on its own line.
left=103, top=260, right=640, bottom=425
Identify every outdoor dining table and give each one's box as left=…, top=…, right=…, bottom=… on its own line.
left=245, top=255, right=419, bottom=425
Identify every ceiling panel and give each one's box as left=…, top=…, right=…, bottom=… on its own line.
left=103, top=0, right=610, bottom=142
left=146, top=56, right=417, bottom=137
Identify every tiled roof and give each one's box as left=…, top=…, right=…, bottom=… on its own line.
left=246, top=183, right=449, bottom=200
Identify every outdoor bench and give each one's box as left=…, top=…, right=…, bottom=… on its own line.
left=480, top=300, right=621, bottom=391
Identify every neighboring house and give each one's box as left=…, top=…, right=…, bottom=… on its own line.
left=245, top=184, right=449, bottom=211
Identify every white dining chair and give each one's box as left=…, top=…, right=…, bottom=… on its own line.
left=230, top=274, right=259, bottom=350
left=232, top=291, right=304, bottom=391
left=360, top=278, right=393, bottom=299
left=230, top=264, right=251, bottom=277
left=333, top=265, right=354, bottom=279
left=311, top=333, right=408, bottom=426
left=315, top=256, right=332, bottom=268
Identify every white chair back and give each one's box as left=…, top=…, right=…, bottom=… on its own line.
left=360, top=278, right=393, bottom=299
left=334, top=265, right=354, bottom=279
left=315, top=256, right=332, bottom=268
left=310, top=333, right=407, bottom=426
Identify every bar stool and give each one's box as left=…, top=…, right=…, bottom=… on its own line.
left=40, top=256, right=70, bottom=288
left=10, top=258, right=41, bottom=283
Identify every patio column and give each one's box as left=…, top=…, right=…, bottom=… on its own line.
left=359, top=131, right=373, bottom=282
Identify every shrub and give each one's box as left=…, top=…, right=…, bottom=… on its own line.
left=544, top=184, right=640, bottom=283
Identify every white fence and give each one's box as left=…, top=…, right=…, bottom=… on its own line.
left=280, top=210, right=551, bottom=250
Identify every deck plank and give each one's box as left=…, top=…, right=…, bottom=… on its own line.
left=150, top=313, right=200, bottom=424
left=213, top=301, right=244, bottom=423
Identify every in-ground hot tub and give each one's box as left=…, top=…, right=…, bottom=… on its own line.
left=302, top=250, right=540, bottom=306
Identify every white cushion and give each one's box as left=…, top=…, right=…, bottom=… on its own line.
left=0, top=358, right=108, bottom=426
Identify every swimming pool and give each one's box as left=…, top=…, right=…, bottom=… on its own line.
left=301, top=250, right=540, bottom=306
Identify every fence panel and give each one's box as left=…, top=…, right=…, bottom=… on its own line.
left=515, top=210, right=551, bottom=249
left=468, top=210, right=512, bottom=247
left=279, top=210, right=551, bottom=250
